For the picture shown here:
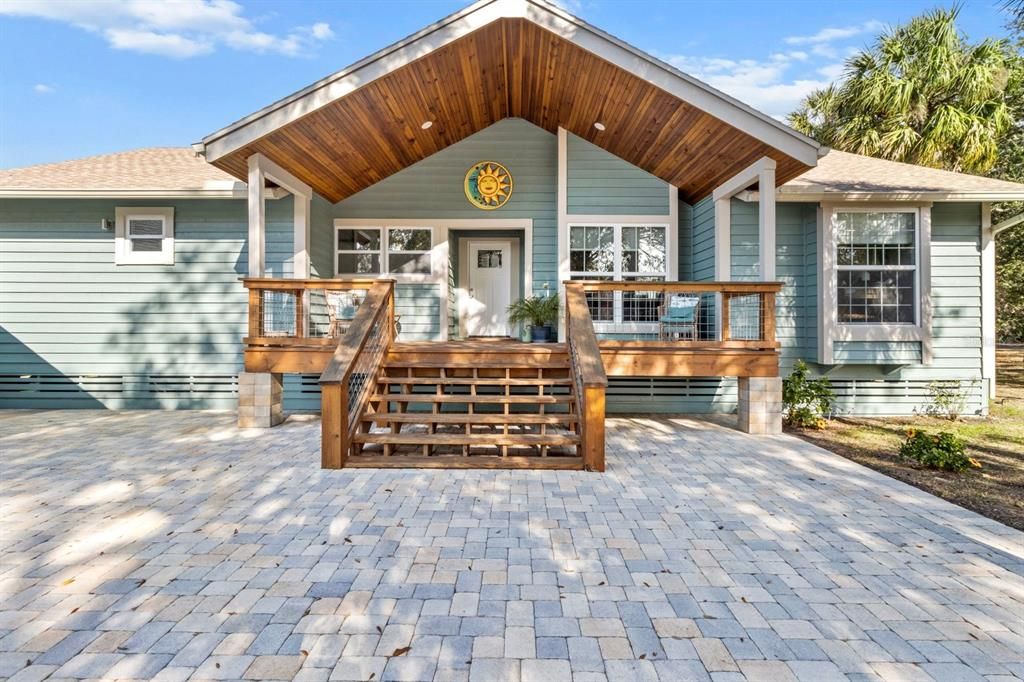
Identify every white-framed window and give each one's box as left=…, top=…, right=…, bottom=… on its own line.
left=834, top=208, right=918, bottom=325
left=114, top=207, right=174, bottom=265
left=568, top=222, right=667, bottom=326
left=335, top=226, right=434, bottom=276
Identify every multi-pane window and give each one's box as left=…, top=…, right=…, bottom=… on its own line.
left=336, top=226, right=433, bottom=276
left=388, top=228, right=432, bottom=274
left=568, top=223, right=668, bottom=325
left=835, top=211, right=917, bottom=324
left=337, top=228, right=381, bottom=274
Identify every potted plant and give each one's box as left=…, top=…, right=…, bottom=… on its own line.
left=507, top=294, right=559, bottom=342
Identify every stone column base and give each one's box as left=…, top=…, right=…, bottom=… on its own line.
left=737, top=376, right=782, bottom=435
left=238, top=372, right=283, bottom=428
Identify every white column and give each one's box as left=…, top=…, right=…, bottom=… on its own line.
left=758, top=164, right=776, bottom=281
left=556, top=127, right=569, bottom=340
left=294, top=193, right=311, bottom=278
left=247, top=156, right=266, bottom=278
left=981, top=203, right=996, bottom=400
left=714, top=198, right=731, bottom=281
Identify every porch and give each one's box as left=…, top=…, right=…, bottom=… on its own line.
left=241, top=277, right=783, bottom=470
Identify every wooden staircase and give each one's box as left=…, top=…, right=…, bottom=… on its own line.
left=347, top=340, right=583, bottom=469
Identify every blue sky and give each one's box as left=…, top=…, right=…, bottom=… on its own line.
left=0, top=0, right=1015, bottom=169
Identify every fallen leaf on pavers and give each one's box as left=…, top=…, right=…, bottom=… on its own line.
left=301, top=650, right=309, bottom=656
left=70, top=607, right=78, bottom=614
left=344, top=537, right=352, bottom=544
left=61, top=578, right=74, bottom=586
left=376, top=626, right=383, bottom=634
left=368, top=674, right=376, bottom=680
left=598, top=581, right=605, bottom=586
left=392, top=646, right=411, bottom=657
left=215, top=663, right=221, bottom=669
left=639, top=654, right=646, bottom=659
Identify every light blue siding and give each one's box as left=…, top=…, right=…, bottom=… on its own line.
left=690, top=196, right=715, bottom=281
left=327, top=118, right=558, bottom=296
left=0, top=197, right=293, bottom=409
left=813, top=203, right=987, bottom=415
left=566, top=133, right=669, bottom=215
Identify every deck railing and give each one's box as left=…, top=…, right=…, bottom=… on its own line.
left=568, top=280, right=782, bottom=349
left=564, top=282, right=608, bottom=472
left=318, top=280, right=396, bottom=469
left=243, top=278, right=383, bottom=344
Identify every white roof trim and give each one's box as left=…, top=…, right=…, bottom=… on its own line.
left=197, top=0, right=821, bottom=167
left=740, top=190, right=1024, bottom=203
left=0, top=183, right=292, bottom=200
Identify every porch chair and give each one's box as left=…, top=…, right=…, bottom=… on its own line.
left=325, top=290, right=361, bottom=338
left=659, top=294, right=700, bottom=341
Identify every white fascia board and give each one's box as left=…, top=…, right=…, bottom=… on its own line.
left=198, top=0, right=821, bottom=169
left=759, top=191, right=1024, bottom=203
left=0, top=185, right=289, bottom=200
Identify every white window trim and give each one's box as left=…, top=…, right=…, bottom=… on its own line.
left=567, top=221, right=670, bottom=333
left=333, top=217, right=534, bottom=341
left=333, top=224, right=436, bottom=281
left=115, top=206, right=174, bottom=265
left=819, top=203, right=932, bottom=365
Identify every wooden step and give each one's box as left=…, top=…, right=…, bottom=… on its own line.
left=377, top=376, right=573, bottom=387
left=345, top=455, right=583, bottom=470
left=370, top=394, right=573, bottom=404
left=352, top=432, right=580, bottom=446
left=384, top=358, right=569, bottom=369
left=365, top=412, right=577, bottom=425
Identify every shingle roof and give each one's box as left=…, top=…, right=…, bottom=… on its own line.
left=3, top=144, right=1024, bottom=201
left=781, top=149, right=1024, bottom=199
left=0, top=147, right=240, bottom=196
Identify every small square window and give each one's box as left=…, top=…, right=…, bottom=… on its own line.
left=115, top=207, right=174, bottom=265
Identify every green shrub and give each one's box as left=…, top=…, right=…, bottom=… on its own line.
left=898, top=430, right=974, bottom=472
left=782, top=360, right=835, bottom=428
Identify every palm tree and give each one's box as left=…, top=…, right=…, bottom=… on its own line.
left=788, top=8, right=1018, bottom=174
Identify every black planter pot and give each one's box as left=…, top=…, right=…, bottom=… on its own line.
left=530, top=325, right=552, bottom=343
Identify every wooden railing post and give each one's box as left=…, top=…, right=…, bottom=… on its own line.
left=762, top=291, right=777, bottom=345
left=320, top=383, right=347, bottom=468
left=583, top=385, right=606, bottom=472
left=294, top=288, right=306, bottom=339
left=720, top=293, right=731, bottom=342
left=248, top=289, right=261, bottom=338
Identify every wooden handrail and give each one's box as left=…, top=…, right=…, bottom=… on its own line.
left=568, top=280, right=784, bottom=294
left=242, top=277, right=389, bottom=290
left=564, top=282, right=608, bottom=472
left=318, top=280, right=395, bottom=468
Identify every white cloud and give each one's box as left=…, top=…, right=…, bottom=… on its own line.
left=665, top=51, right=840, bottom=119
left=33, top=83, right=55, bottom=94
left=784, top=20, right=884, bottom=46
left=0, top=0, right=333, bottom=59
left=660, top=18, right=882, bottom=120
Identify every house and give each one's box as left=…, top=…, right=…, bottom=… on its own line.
left=2, top=0, right=1021, bottom=470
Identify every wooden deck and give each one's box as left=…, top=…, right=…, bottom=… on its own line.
left=241, top=278, right=782, bottom=470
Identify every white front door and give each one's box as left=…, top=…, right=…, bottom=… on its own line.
left=463, top=239, right=513, bottom=337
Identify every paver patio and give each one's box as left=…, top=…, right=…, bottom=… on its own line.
left=1, top=410, right=1022, bottom=682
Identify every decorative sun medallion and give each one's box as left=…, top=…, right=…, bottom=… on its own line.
left=464, top=161, right=512, bottom=210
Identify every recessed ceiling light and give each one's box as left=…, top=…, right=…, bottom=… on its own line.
left=421, top=120, right=434, bottom=130
left=593, top=122, right=606, bottom=131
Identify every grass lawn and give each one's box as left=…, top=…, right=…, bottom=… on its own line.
left=789, top=347, right=1024, bottom=530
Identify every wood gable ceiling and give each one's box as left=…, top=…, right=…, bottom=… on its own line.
left=209, top=19, right=813, bottom=204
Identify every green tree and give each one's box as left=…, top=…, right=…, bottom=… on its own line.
left=789, top=7, right=1016, bottom=174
